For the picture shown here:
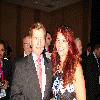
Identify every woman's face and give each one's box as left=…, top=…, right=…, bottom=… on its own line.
left=56, top=32, right=68, bottom=59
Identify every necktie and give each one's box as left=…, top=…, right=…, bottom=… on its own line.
left=36, top=58, right=42, bottom=93
left=0, top=62, right=2, bottom=72
left=0, top=62, right=3, bottom=82
left=47, top=48, right=49, bottom=52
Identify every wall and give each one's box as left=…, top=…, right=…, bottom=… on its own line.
left=20, top=6, right=34, bottom=54
left=49, top=1, right=92, bottom=52
left=88, top=0, right=92, bottom=43
left=0, top=3, right=17, bottom=62
left=0, top=0, right=92, bottom=63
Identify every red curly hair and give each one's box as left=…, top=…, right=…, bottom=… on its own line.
left=51, top=25, right=82, bottom=87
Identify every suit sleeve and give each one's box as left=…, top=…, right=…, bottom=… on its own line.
left=10, top=61, right=26, bottom=100
left=3, top=60, right=12, bottom=84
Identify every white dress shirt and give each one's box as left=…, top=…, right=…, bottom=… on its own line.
left=45, top=47, right=51, bottom=59
left=32, top=52, right=46, bottom=99
left=24, top=51, right=27, bottom=57
left=87, top=50, right=90, bottom=56
left=45, top=46, right=48, bottom=52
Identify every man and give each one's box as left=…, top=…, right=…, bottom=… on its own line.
left=10, top=22, right=53, bottom=100
left=12, top=36, right=32, bottom=79
left=4, top=41, right=12, bottom=61
left=23, top=36, right=32, bottom=57
left=75, top=37, right=82, bottom=56
left=0, top=40, right=12, bottom=100
left=86, top=44, right=100, bottom=100
left=13, top=36, right=31, bottom=64
left=43, top=31, right=52, bottom=59
left=44, top=31, right=52, bottom=52
left=81, top=43, right=92, bottom=61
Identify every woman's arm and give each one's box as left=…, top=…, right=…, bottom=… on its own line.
left=73, top=62, right=86, bottom=100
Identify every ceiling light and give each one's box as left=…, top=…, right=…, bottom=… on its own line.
left=35, top=1, right=38, bottom=4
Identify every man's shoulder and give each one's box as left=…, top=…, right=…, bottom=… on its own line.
left=13, top=54, right=24, bottom=66
left=16, top=53, right=32, bottom=64
left=87, top=52, right=95, bottom=62
left=44, top=56, right=53, bottom=71
left=87, top=52, right=94, bottom=58
left=16, top=54, right=28, bottom=64
left=14, top=54, right=24, bottom=61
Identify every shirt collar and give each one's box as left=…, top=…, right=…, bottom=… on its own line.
left=32, top=52, right=44, bottom=63
left=45, top=46, right=48, bottom=52
left=87, top=50, right=91, bottom=56
left=24, top=51, right=27, bottom=57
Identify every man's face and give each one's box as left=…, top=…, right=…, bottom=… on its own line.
left=31, top=28, right=45, bottom=58
left=76, top=40, right=82, bottom=55
left=23, top=36, right=31, bottom=52
left=0, top=44, right=5, bottom=61
left=45, top=33, right=52, bottom=47
left=87, top=47, right=91, bottom=52
left=96, top=48, right=100, bottom=58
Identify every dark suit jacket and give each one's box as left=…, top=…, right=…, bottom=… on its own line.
left=1, top=59, right=12, bottom=99
left=3, top=59, right=12, bottom=82
left=81, top=51, right=87, bottom=61
left=13, top=54, right=24, bottom=66
left=86, top=52, right=99, bottom=98
left=12, top=54, right=24, bottom=80
left=10, top=52, right=53, bottom=100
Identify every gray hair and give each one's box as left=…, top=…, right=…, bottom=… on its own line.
left=75, top=37, right=81, bottom=44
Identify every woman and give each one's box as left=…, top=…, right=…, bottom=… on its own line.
left=51, top=25, right=86, bottom=100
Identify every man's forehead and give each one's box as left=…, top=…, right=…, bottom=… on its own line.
left=23, top=37, right=30, bottom=41
left=0, top=44, right=4, bottom=49
left=47, top=33, right=51, bottom=36
left=23, top=39, right=30, bottom=42
left=32, top=28, right=45, bottom=34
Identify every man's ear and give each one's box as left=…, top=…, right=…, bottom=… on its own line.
left=30, top=38, right=31, bottom=46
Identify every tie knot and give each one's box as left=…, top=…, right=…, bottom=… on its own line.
left=36, top=58, right=41, bottom=63
left=47, top=48, right=49, bottom=52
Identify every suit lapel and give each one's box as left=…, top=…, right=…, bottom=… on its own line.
left=44, top=58, right=51, bottom=99
left=26, top=53, right=52, bottom=99
left=92, top=53, right=99, bottom=65
left=26, top=53, right=42, bottom=95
